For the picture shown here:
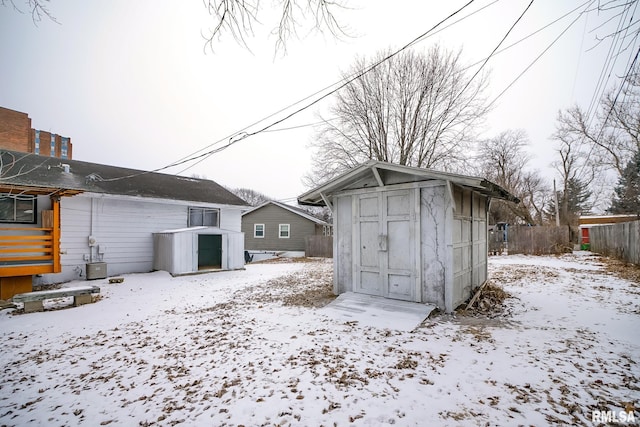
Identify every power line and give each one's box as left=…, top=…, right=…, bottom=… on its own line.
left=464, top=1, right=592, bottom=70
left=571, top=0, right=640, bottom=183
left=485, top=1, right=592, bottom=111
left=272, top=1, right=593, bottom=137
left=584, top=2, right=629, bottom=124
left=95, top=0, right=487, bottom=182
left=453, top=0, right=534, bottom=108
left=171, top=0, right=501, bottom=167
left=576, top=44, right=640, bottom=182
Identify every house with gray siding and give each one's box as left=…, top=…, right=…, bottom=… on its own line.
left=298, top=161, right=518, bottom=313
left=242, top=201, right=331, bottom=256
left=0, top=149, right=248, bottom=291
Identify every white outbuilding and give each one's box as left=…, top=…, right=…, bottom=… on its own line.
left=298, top=161, right=518, bottom=313
left=153, top=227, right=245, bottom=276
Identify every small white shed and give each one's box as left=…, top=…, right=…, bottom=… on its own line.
left=153, top=227, right=245, bottom=275
left=298, top=161, right=518, bottom=313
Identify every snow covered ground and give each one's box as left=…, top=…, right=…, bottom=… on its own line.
left=0, top=253, right=638, bottom=426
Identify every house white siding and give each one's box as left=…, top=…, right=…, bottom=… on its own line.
left=220, top=207, right=241, bottom=231
left=35, top=194, right=243, bottom=284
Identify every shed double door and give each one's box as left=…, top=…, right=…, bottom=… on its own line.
left=354, top=189, right=416, bottom=301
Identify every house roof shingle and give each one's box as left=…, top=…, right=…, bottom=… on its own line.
left=0, top=150, right=248, bottom=206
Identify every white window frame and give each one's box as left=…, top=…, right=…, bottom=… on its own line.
left=188, top=207, right=220, bottom=227
left=279, top=224, right=290, bottom=239
left=254, top=223, right=265, bottom=238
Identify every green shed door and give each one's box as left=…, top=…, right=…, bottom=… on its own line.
left=198, top=234, right=222, bottom=269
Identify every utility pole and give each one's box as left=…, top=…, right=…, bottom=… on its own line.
left=553, top=179, right=560, bottom=227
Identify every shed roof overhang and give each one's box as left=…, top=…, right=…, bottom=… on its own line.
left=297, top=160, right=520, bottom=207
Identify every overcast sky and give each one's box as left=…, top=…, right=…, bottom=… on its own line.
left=0, top=0, right=630, bottom=202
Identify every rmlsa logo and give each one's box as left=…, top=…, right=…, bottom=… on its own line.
left=592, top=408, right=636, bottom=424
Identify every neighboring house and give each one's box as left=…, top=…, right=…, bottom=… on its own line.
left=242, top=201, right=332, bottom=256
left=578, top=214, right=639, bottom=250
left=298, top=160, right=518, bottom=313
left=0, top=149, right=248, bottom=299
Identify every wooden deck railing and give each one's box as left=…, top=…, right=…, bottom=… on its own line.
left=0, top=227, right=57, bottom=277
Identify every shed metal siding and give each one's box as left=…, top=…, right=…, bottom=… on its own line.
left=472, top=194, right=488, bottom=288
left=242, top=204, right=317, bottom=251
left=335, top=195, right=352, bottom=295
left=225, top=233, right=245, bottom=270
left=451, top=185, right=489, bottom=310
left=153, top=229, right=245, bottom=275
left=331, top=180, right=490, bottom=313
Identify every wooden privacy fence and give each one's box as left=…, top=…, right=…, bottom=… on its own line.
left=507, top=226, right=572, bottom=255
left=589, top=220, right=640, bottom=265
left=305, top=236, right=333, bottom=258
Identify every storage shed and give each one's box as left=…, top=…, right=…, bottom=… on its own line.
left=298, top=161, right=518, bottom=313
left=153, top=227, right=245, bottom=275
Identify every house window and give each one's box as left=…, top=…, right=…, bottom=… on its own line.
left=0, top=194, right=37, bottom=224
left=188, top=207, right=219, bottom=227
left=34, top=130, right=40, bottom=154
left=279, top=224, right=290, bottom=239
left=254, top=224, right=265, bottom=238
left=61, top=137, right=69, bottom=159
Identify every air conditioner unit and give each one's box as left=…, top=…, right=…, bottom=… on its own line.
left=86, top=262, right=107, bottom=280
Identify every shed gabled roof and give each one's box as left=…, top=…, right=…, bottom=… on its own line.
left=0, top=149, right=248, bottom=206
left=297, top=160, right=519, bottom=207
left=242, top=200, right=330, bottom=225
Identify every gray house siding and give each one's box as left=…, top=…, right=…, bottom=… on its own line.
left=242, top=204, right=317, bottom=252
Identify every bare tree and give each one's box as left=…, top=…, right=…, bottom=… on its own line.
left=552, top=70, right=640, bottom=213
left=2, top=0, right=346, bottom=51
left=476, top=129, right=549, bottom=225
left=550, top=116, right=596, bottom=224
left=227, top=187, right=272, bottom=206
left=202, top=0, right=349, bottom=52
left=520, top=172, right=552, bottom=225
left=590, top=0, right=640, bottom=54
left=554, top=104, right=634, bottom=179
left=0, top=0, right=57, bottom=23
left=305, top=46, right=490, bottom=187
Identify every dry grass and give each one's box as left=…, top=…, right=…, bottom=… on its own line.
left=596, top=256, right=640, bottom=285
left=457, top=281, right=513, bottom=317
left=235, top=260, right=335, bottom=308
